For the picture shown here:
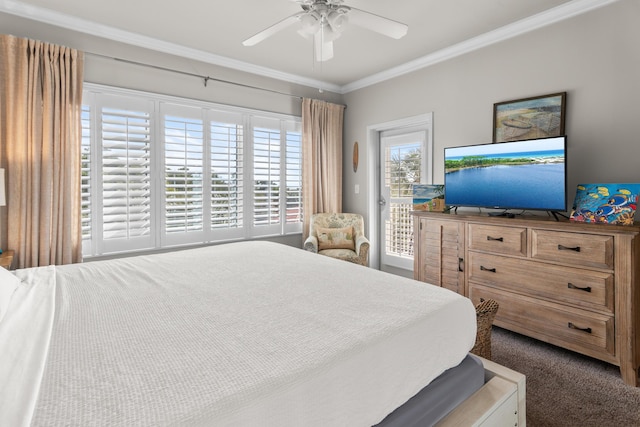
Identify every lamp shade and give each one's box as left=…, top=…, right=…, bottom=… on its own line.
left=0, top=168, right=5, bottom=207
left=299, top=12, right=321, bottom=35
left=327, top=10, right=348, bottom=32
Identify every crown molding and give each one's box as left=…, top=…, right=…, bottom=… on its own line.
left=0, top=0, right=620, bottom=95
left=0, top=0, right=342, bottom=93
left=341, top=0, right=620, bottom=93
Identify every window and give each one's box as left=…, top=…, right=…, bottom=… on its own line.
left=82, top=85, right=302, bottom=257
left=161, top=104, right=205, bottom=247
left=101, top=106, right=152, bottom=245
left=285, top=129, right=303, bottom=226
left=253, top=125, right=281, bottom=227
left=210, top=117, right=243, bottom=231
left=81, top=105, right=92, bottom=244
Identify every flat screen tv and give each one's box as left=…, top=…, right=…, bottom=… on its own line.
left=444, top=136, right=567, bottom=212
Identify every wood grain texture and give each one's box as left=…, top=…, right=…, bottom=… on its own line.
left=0, top=250, right=14, bottom=270
left=352, top=141, right=358, bottom=172
left=412, top=211, right=640, bottom=386
left=414, top=218, right=464, bottom=294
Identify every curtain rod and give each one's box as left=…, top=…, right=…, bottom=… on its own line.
left=86, top=52, right=304, bottom=100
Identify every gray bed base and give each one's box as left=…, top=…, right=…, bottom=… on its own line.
left=376, top=354, right=485, bottom=427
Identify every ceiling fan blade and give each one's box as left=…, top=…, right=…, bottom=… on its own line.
left=314, top=34, right=334, bottom=62
left=347, top=7, right=408, bottom=39
left=243, top=12, right=305, bottom=46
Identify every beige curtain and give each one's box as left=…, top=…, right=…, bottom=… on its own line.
left=301, top=98, right=345, bottom=240
left=0, top=35, right=84, bottom=268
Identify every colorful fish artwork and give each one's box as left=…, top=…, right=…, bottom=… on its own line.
left=570, top=183, right=640, bottom=225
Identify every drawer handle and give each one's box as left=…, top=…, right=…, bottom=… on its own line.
left=480, top=265, right=496, bottom=273
left=568, top=283, right=592, bottom=293
left=558, top=244, right=581, bottom=252
left=458, top=257, right=464, bottom=272
left=487, top=236, right=504, bottom=242
left=568, top=322, right=592, bottom=334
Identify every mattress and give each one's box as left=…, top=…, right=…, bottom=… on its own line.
left=0, top=241, right=477, bottom=426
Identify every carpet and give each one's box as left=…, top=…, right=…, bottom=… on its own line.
left=491, top=327, right=640, bottom=427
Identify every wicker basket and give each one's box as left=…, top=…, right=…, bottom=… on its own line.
left=471, top=299, right=499, bottom=360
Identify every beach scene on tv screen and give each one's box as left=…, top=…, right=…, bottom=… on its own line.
left=445, top=138, right=565, bottom=210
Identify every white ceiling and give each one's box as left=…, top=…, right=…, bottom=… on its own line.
left=0, top=0, right=617, bottom=93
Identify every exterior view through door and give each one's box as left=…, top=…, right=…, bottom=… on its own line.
left=379, top=130, right=427, bottom=273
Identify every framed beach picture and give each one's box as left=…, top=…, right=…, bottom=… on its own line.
left=412, top=184, right=446, bottom=212
left=493, top=92, right=566, bottom=142
left=570, top=183, right=640, bottom=225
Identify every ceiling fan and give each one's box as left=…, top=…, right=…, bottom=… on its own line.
left=242, top=0, right=408, bottom=62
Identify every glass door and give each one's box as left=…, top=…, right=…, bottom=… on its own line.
left=379, top=130, right=426, bottom=271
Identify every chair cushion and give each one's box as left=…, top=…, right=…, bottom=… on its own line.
left=317, top=226, right=355, bottom=250
left=319, top=248, right=361, bottom=264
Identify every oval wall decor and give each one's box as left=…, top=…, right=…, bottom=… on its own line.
left=353, top=141, right=359, bottom=172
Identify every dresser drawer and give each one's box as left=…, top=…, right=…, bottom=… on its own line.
left=468, top=224, right=526, bottom=256
left=470, top=285, right=615, bottom=358
left=468, top=252, right=614, bottom=313
left=531, top=229, right=613, bottom=269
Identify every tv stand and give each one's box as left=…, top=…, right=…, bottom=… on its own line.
left=450, top=208, right=568, bottom=221
left=412, top=211, right=640, bottom=386
left=488, top=211, right=516, bottom=218
left=549, top=211, right=569, bottom=221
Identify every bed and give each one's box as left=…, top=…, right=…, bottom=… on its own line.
left=0, top=241, right=525, bottom=426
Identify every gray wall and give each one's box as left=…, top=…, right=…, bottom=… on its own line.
left=0, top=13, right=343, bottom=116
left=342, top=0, right=640, bottom=227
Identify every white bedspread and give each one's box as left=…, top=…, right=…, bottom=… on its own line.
left=1, top=241, right=476, bottom=426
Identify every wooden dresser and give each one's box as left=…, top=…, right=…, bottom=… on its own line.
left=413, top=211, right=640, bottom=386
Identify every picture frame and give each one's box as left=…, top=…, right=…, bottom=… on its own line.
left=353, top=141, right=359, bottom=172
left=412, top=184, right=446, bottom=212
left=493, top=92, right=566, bottom=142
left=570, top=183, right=640, bottom=226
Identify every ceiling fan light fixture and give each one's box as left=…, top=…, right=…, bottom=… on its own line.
left=242, top=0, right=409, bottom=62
left=319, top=22, right=341, bottom=42
left=299, top=12, right=321, bottom=34
left=327, top=9, right=348, bottom=32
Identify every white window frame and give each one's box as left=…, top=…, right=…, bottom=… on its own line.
left=81, top=83, right=302, bottom=257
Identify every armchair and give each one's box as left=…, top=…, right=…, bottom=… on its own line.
left=304, top=213, right=370, bottom=266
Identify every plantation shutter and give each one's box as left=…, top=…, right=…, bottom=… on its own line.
left=80, top=104, right=92, bottom=250
left=380, top=130, right=426, bottom=270
left=252, top=117, right=281, bottom=234
left=164, top=116, right=204, bottom=230
left=210, top=110, right=244, bottom=237
left=100, top=99, right=154, bottom=253
left=81, top=85, right=302, bottom=257
left=284, top=122, right=302, bottom=233
left=162, top=104, right=206, bottom=246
